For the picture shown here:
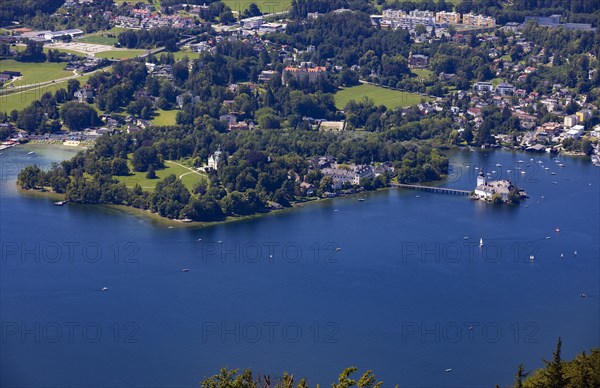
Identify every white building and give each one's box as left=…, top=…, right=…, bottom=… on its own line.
left=473, top=81, right=494, bottom=93
left=207, top=147, right=223, bottom=170
left=474, top=172, right=513, bottom=202
left=566, top=125, right=584, bottom=139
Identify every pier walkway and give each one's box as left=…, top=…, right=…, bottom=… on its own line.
left=391, top=183, right=471, bottom=196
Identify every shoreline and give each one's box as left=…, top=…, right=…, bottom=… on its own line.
left=10, top=143, right=593, bottom=228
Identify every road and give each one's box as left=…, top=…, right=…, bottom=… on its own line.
left=0, top=66, right=109, bottom=97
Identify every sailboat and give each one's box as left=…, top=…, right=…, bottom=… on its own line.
left=479, top=238, right=483, bottom=247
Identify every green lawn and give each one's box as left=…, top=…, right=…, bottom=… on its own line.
left=77, top=27, right=129, bottom=45
left=152, top=108, right=179, bottom=126
left=223, top=0, right=290, bottom=13
left=116, top=160, right=207, bottom=191
left=170, top=50, right=201, bottom=61
left=77, top=35, right=118, bottom=45
left=0, top=74, right=92, bottom=113
left=0, top=59, right=73, bottom=89
left=411, top=68, right=433, bottom=80
left=95, top=49, right=147, bottom=59
left=490, top=77, right=505, bottom=87
left=335, top=84, right=428, bottom=110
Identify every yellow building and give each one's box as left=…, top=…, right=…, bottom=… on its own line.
left=435, top=11, right=461, bottom=24
left=576, top=110, right=592, bottom=123
left=462, top=13, right=496, bottom=28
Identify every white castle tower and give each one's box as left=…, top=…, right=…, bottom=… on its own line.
left=477, top=171, right=486, bottom=187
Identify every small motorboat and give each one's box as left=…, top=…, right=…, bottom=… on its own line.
left=574, top=250, right=578, bottom=255
left=335, top=247, right=342, bottom=251
left=495, top=163, right=502, bottom=167
left=54, top=201, right=67, bottom=206
left=555, top=228, right=560, bottom=233
left=580, top=293, right=587, bottom=298
left=101, top=287, right=108, bottom=291
left=479, top=238, right=483, bottom=247
left=358, top=198, right=365, bottom=202
left=463, top=236, right=469, bottom=240
left=560, top=253, right=564, bottom=259
left=181, top=269, right=189, bottom=272
left=27, top=151, right=35, bottom=155
left=529, top=255, right=535, bottom=261
left=445, top=369, right=452, bottom=372
left=546, top=236, right=551, bottom=240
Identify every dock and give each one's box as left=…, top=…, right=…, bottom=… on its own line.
left=391, top=183, right=471, bottom=196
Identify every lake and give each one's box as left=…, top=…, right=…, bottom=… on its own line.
left=1, top=144, right=598, bottom=387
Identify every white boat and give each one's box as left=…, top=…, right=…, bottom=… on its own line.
left=181, top=269, right=189, bottom=272
left=479, top=238, right=483, bottom=247
left=574, top=250, right=578, bottom=255
left=27, top=151, right=35, bottom=155
left=560, top=253, right=564, bottom=259
left=580, top=293, right=587, bottom=298
left=518, top=160, right=524, bottom=163
left=335, top=247, right=342, bottom=251
left=358, top=198, right=365, bottom=202
left=507, top=170, right=512, bottom=173
left=445, top=369, right=452, bottom=372
left=54, top=201, right=67, bottom=206
left=464, top=236, right=469, bottom=240
left=101, top=287, right=108, bottom=291
left=551, top=172, right=556, bottom=175
left=529, top=255, right=535, bottom=261
left=495, top=163, right=502, bottom=167
left=521, top=171, right=526, bottom=174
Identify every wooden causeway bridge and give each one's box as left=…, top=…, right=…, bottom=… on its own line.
left=391, top=183, right=471, bottom=196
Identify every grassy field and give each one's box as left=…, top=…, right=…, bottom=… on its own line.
left=95, top=49, right=147, bottom=59
left=335, top=83, right=428, bottom=110
left=0, top=59, right=72, bottom=89
left=152, top=108, right=178, bottom=126
left=411, top=68, right=433, bottom=80
left=0, top=73, right=92, bottom=113
left=116, top=160, right=207, bottom=191
left=223, top=0, right=291, bottom=14
left=77, top=27, right=129, bottom=45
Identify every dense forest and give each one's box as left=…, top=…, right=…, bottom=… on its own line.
left=0, top=0, right=64, bottom=26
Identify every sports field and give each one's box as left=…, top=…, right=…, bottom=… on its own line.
left=335, top=83, right=428, bottom=110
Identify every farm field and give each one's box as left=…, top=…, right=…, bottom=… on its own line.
left=335, top=83, right=428, bottom=110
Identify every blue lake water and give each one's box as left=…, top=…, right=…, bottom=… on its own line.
left=1, top=145, right=598, bottom=387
